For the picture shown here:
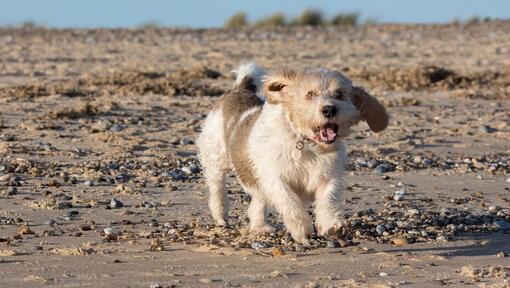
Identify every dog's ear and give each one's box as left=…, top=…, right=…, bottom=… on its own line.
left=262, top=69, right=296, bottom=104
left=351, top=86, right=389, bottom=132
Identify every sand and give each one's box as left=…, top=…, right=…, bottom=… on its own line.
left=0, top=22, right=509, bottom=287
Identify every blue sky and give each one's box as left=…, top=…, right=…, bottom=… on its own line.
left=1, top=0, right=509, bottom=28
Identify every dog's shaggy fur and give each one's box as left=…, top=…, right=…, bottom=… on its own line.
left=197, top=62, right=389, bottom=244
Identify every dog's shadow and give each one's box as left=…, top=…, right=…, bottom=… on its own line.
left=382, top=233, right=510, bottom=257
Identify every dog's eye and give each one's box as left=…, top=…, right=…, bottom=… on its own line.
left=306, top=91, right=318, bottom=100
left=334, top=89, right=345, bottom=100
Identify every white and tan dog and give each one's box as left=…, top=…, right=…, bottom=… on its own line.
left=197, top=62, right=388, bottom=245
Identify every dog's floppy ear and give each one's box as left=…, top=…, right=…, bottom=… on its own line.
left=262, top=69, right=296, bottom=104
left=351, top=86, right=389, bottom=132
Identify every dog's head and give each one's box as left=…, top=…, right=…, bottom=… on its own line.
left=263, top=67, right=389, bottom=151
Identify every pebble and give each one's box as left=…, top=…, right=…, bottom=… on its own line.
left=326, top=240, right=339, bottom=248
left=494, top=220, right=510, bottom=231
left=188, top=164, right=201, bottom=174
left=109, top=124, right=123, bottom=132
left=251, top=241, right=266, bottom=250
left=379, top=272, right=388, bottom=277
left=392, top=236, right=408, bottom=246
left=44, top=219, right=56, bottom=226
left=142, top=201, right=158, bottom=209
left=181, top=166, right=193, bottom=175
left=180, top=137, right=194, bottom=145
left=92, top=119, right=112, bottom=132
left=373, top=165, right=386, bottom=175
left=506, top=177, right=510, bottom=183
left=149, top=284, right=162, bottom=288
left=305, top=281, right=320, bottom=288
left=57, top=202, right=73, bottom=209
left=84, top=180, right=94, bottom=187
left=479, top=125, right=495, bottom=133
left=110, top=198, right=124, bottom=209
left=169, top=170, right=187, bottom=181
left=269, top=270, right=284, bottom=278
left=271, top=247, right=285, bottom=257
left=487, top=205, right=500, bottom=214
left=80, top=224, right=92, bottom=231
left=3, top=186, right=17, bottom=196
left=104, top=227, right=117, bottom=236
left=393, top=194, right=404, bottom=201
left=376, top=225, right=386, bottom=235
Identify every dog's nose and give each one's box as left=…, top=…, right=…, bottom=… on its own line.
left=321, top=105, right=337, bottom=118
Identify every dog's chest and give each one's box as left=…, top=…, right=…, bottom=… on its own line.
left=283, top=148, right=340, bottom=193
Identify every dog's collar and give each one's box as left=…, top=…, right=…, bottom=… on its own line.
left=292, top=137, right=315, bottom=160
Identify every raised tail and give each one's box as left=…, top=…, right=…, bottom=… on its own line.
left=231, top=62, right=266, bottom=99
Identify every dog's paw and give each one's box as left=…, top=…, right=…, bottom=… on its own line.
left=215, top=218, right=227, bottom=226
left=286, top=218, right=313, bottom=246
left=250, top=224, right=274, bottom=235
left=317, top=222, right=349, bottom=239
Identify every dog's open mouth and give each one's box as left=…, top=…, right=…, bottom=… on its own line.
left=312, top=123, right=339, bottom=144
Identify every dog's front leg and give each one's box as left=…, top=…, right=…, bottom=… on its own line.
left=266, top=181, right=313, bottom=245
left=315, top=179, right=348, bottom=238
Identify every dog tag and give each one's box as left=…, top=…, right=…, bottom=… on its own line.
left=291, top=149, right=302, bottom=160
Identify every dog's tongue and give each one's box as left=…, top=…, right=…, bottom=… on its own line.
left=319, top=127, right=337, bottom=142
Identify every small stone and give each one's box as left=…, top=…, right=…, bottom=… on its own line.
left=92, top=119, right=111, bottom=132
left=80, top=224, right=92, bottom=231
left=494, top=220, right=510, bottom=231
left=326, top=240, right=339, bottom=248
left=392, top=237, right=408, bottom=246
left=84, top=180, right=94, bottom=187
left=479, top=125, right=495, bottom=133
left=272, top=247, right=285, bottom=257
left=44, top=219, right=56, bottom=226
left=506, top=177, right=510, bottom=183
left=379, top=272, right=388, bottom=277
left=374, top=165, right=386, bottom=175
left=104, top=227, right=117, bottom=236
left=305, top=281, right=320, bottom=288
left=32, top=245, right=43, bottom=251
left=180, top=137, right=194, bottom=145
left=393, top=194, right=404, bottom=201
left=488, top=205, right=501, bottom=214
left=496, top=252, right=507, bottom=257
left=407, top=209, right=420, bottom=216
left=294, top=244, right=305, bottom=252
left=149, top=284, right=162, bottom=288
left=0, top=174, right=12, bottom=182
left=169, top=170, right=187, bottom=181
left=109, top=124, right=123, bottom=132
left=269, top=270, right=284, bottom=278
left=376, top=225, right=385, bottom=235
left=198, top=278, right=212, bottom=284
left=188, top=164, right=201, bottom=174
left=57, top=202, right=73, bottom=209
left=110, top=198, right=124, bottom=209
left=181, top=166, right=192, bottom=175
left=3, top=186, right=17, bottom=196
left=251, top=241, right=265, bottom=250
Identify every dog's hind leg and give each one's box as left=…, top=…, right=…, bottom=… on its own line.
left=197, top=109, right=229, bottom=226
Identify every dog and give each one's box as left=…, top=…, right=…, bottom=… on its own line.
left=197, top=62, right=388, bottom=245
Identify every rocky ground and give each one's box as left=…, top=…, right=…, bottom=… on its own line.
left=0, top=21, right=509, bottom=287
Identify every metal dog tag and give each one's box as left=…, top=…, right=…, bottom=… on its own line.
left=292, top=149, right=302, bottom=160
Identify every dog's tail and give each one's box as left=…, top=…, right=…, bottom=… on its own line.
left=232, top=62, right=265, bottom=97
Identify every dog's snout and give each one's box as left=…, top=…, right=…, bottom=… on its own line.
left=321, top=105, right=337, bottom=118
